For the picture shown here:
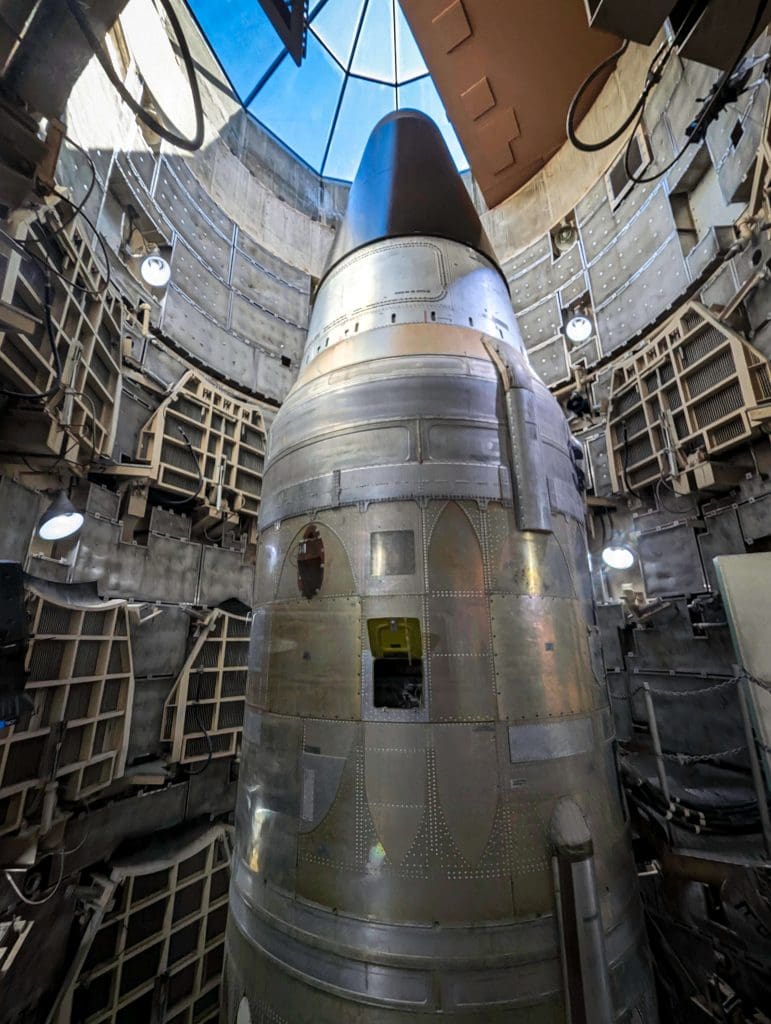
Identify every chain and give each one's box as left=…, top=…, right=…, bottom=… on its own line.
left=608, top=674, right=741, bottom=701
left=661, top=745, right=747, bottom=765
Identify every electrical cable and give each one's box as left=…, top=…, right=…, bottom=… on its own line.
left=566, top=38, right=671, bottom=153
left=0, top=209, right=110, bottom=300
left=46, top=135, right=97, bottom=240
left=655, top=476, right=698, bottom=515
left=4, top=849, right=64, bottom=906
left=35, top=202, right=112, bottom=297
left=64, top=0, right=204, bottom=152
left=0, top=269, right=62, bottom=401
left=158, top=426, right=204, bottom=506
left=182, top=673, right=213, bottom=777
left=621, top=422, right=641, bottom=499
left=624, top=0, right=768, bottom=186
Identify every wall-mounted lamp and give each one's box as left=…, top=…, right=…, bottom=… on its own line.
left=140, top=249, right=172, bottom=288
left=37, top=491, right=84, bottom=542
left=565, top=310, right=594, bottom=344
left=601, top=542, right=635, bottom=570
left=124, top=224, right=172, bottom=291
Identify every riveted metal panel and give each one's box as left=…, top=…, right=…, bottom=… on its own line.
left=508, top=717, right=593, bottom=762
left=487, top=509, right=575, bottom=597
left=230, top=292, right=306, bottom=358
left=508, top=243, right=583, bottom=313
left=350, top=501, right=424, bottom=598
left=161, top=288, right=260, bottom=390
left=267, top=598, right=361, bottom=719
left=157, top=156, right=234, bottom=247
left=170, top=238, right=230, bottom=323
left=595, top=234, right=689, bottom=356
left=434, top=723, right=498, bottom=866
left=529, top=335, right=570, bottom=386
left=274, top=520, right=357, bottom=602
left=428, top=594, right=496, bottom=722
left=428, top=500, right=485, bottom=592
left=236, top=708, right=302, bottom=893
left=231, top=249, right=309, bottom=327
left=501, top=233, right=552, bottom=278
left=236, top=227, right=310, bottom=294
left=491, top=595, right=596, bottom=720
left=515, top=294, right=563, bottom=350
left=365, top=722, right=427, bottom=866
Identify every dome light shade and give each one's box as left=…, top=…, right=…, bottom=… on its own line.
left=37, top=491, right=84, bottom=542
left=140, top=251, right=171, bottom=288
left=565, top=313, right=593, bottom=344
left=601, top=544, right=635, bottom=570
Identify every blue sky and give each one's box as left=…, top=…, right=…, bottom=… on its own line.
left=187, top=0, right=468, bottom=180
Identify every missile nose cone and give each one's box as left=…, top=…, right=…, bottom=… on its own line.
left=324, top=109, right=498, bottom=277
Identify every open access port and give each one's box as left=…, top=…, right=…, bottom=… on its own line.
left=297, top=525, right=324, bottom=599
left=367, top=617, right=423, bottom=709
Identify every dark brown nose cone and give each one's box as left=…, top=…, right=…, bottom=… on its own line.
left=323, top=109, right=499, bottom=278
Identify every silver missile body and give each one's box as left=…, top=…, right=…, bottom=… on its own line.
left=225, top=110, right=657, bottom=1023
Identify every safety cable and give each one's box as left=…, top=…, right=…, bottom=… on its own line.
left=64, top=0, right=204, bottom=152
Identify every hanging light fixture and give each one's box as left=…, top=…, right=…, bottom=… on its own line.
left=37, top=491, right=84, bottom=542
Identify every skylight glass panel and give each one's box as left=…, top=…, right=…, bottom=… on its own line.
left=311, top=0, right=367, bottom=69
left=349, top=0, right=397, bottom=84
left=249, top=33, right=344, bottom=171
left=395, top=5, right=427, bottom=81
left=186, top=0, right=469, bottom=180
left=189, top=0, right=284, bottom=99
left=323, top=78, right=394, bottom=180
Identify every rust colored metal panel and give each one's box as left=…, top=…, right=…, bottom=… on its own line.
left=400, top=0, right=620, bottom=206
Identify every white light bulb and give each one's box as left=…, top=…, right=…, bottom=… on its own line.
left=140, top=253, right=171, bottom=288
left=602, top=544, right=635, bottom=570
left=565, top=314, right=593, bottom=343
left=38, top=511, right=84, bottom=541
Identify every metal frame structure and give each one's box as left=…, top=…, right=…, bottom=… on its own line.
left=187, top=0, right=467, bottom=180
left=162, top=609, right=250, bottom=766
left=0, top=590, right=134, bottom=837
left=0, top=214, right=122, bottom=471
left=606, top=301, right=771, bottom=493
left=112, top=369, right=268, bottom=528
left=68, top=825, right=231, bottom=1024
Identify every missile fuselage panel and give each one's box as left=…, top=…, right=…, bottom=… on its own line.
left=225, top=111, right=657, bottom=1023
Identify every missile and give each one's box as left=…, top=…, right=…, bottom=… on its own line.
left=225, top=110, right=658, bottom=1023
